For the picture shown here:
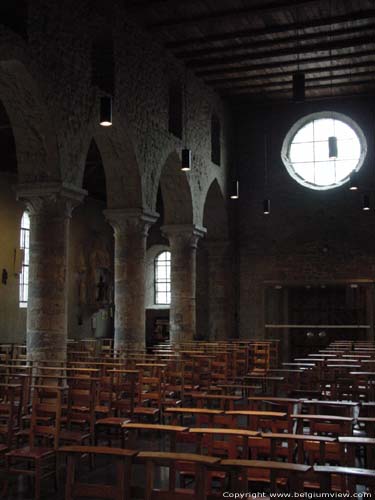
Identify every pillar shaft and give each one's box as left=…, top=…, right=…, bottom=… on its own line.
left=206, top=241, right=233, bottom=340
left=162, top=225, right=205, bottom=343
left=17, top=184, right=85, bottom=362
left=105, top=209, right=157, bottom=350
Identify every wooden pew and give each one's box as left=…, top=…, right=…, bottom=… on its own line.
left=59, top=445, right=137, bottom=500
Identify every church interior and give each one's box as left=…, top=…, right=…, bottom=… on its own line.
left=1, top=0, right=375, bottom=498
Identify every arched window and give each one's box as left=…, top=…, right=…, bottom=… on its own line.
left=281, top=111, right=367, bottom=190
left=154, top=251, right=171, bottom=305
left=19, top=211, right=30, bottom=308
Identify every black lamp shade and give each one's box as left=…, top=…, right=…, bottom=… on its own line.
left=349, top=173, right=359, bottom=191
left=263, top=199, right=271, bottom=214
left=363, top=194, right=370, bottom=211
left=100, top=96, right=112, bottom=126
left=230, top=180, right=239, bottom=199
left=293, top=72, right=305, bottom=102
left=181, top=149, right=192, bottom=171
left=328, top=136, right=338, bottom=158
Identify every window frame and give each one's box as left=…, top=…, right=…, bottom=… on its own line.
left=281, top=111, right=367, bottom=191
left=154, top=250, right=171, bottom=306
left=19, top=211, right=30, bottom=309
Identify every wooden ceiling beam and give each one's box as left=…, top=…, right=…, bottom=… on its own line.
left=188, top=35, right=375, bottom=69
left=208, top=59, right=375, bottom=87
left=148, top=0, right=320, bottom=31
left=219, top=68, right=375, bottom=93
left=223, top=78, right=375, bottom=96
left=176, top=24, right=374, bottom=60
left=197, top=48, right=375, bottom=77
left=166, top=10, right=375, bottom=49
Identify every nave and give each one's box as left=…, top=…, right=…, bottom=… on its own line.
left=0, top=339, right=374, bottom=499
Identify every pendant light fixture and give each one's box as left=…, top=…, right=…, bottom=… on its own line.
left=99, top=96, right=112, bottom=127
left=181, top=148, right=192, bottom=172
left=328, top=135, right=338, bottom=158
left=362, top=194, right=370, bottom=211
left=327, top=1, right=338, bottom=159
left=181, top=69, right=191, bottom=172
left=349, top=172, right=359, bottom=191
left=293, top=72, right=305, bottom=103
left=293, top=9, right=305, bottom=103
left=263, top=198, right=271, bottom=214
left=230, top=179, right=239, bottom=200
left=263, top=133, right=270, bottom=215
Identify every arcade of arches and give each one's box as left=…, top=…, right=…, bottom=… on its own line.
left=1, top=2, right=375, bottom=362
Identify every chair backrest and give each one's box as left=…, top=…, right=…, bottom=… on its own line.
left=29, top=386, right=63, bottom=450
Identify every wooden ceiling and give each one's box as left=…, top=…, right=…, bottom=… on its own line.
left=125, top=0, right=375, bottom=102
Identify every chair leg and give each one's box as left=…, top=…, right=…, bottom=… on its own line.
left=34, top=460, right=41, bottom=500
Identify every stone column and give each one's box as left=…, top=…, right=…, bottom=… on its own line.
left=161, top=225, right=206, bottom=343
left=104, top=209, right=158, bottom=350
left=206, top=240, right=234, bottom=340
left=16, top=183, right=85, bottom=362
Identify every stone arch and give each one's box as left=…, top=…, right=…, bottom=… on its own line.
left=200, top=178, right=233, bottom=340
left=78, top=114, right=143, bottom=210
left=158, top=151, right=194, bottom=225
left=203, top=178, right=228, bottom=240
left=0, top=28, right=60, bottom=182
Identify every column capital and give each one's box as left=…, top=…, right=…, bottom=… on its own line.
left=104, top=208, right=159, bottom=236
left=16, top=182, right=87, bottom=217
left=161, top=224, right=206, bottom=248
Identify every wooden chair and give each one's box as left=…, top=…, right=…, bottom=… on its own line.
left=59, top=445, right=136, bottom=500
left=221, top=458, right=311, bottom=493
left=5, top=386, right=64, bottom=500
left=60, top=380, right=95, bottom=446
left=314, top=464, right=375, bottom=495
left=0, top=383, right=23, bottom=448
left=138, top=451, right=220, bottom=500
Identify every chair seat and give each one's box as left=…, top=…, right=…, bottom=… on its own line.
left=7, top=446, right=55, bottom=459
left=96, top=417, right=130, bottom=427
left=0, top=444, right=8, bottom=453
left=95, top=405, right=110, bottom=414
left=59, top=429, right=90, bottom=443
left=134, top=407, right=159, bottom=416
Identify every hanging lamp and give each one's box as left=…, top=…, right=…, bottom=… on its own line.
left=293, top=71, right=305, bottom=103
left=99, top=96, right=112, bottom=127
left=181, top=70, right=191, bottom=171
left=349, top=172, right=359, bottom=191
left=292, top=10, right=305, bottom=103
left=230, top=180, right=239, bottom=200
left=263, top=198, right=271, bottom=214
left=263, top=133, right=271, bottom=215
left=362, top=194, right=370, bottom=211
left=181, top=148, right=192, bottom=171
left=328, top=135, right=338, bottom=158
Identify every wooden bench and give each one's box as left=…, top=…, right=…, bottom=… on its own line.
left=137, top=451, right=220, bottom=500
left=59, top=445, right=137, bottom=500
left=314, top=464, right=375, bottom=494
left=122, top=423, right=188, bottom=451
left=221, top=458, right=311, bottom=493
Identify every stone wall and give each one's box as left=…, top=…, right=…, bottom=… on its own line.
left=0, top=174, right=26, bottom=342
left=234, top=97, right=375, bottom=346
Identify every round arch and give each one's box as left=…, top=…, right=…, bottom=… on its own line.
left=203, top=178, right=228, bottom=240
left=157, top=151, right=194, bottom=225
left=0, top=28, right=60, bottom=182
left=78, top=112, right=143, bottom=209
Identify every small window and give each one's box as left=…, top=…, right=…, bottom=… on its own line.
left=155, top=251, right=171, bottom=305
left=281, top=111, right=367, bottom=190
left=19, top=211, right=30, bottom=308
left=168, top=83, right=183, bottom=139
left=211, top=114, right=221, bottom=165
